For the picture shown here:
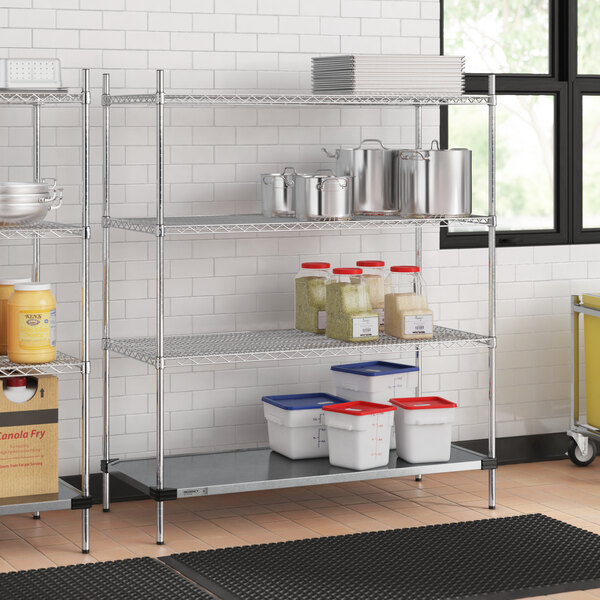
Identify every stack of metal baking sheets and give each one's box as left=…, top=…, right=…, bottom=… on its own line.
left=311, top=55, right=465, bottom=95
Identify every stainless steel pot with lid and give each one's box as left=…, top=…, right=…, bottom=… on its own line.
left=296, top=170, right=353, bottom=221
left=322, top=139, right=399, bottom=215
left=0, top=178, right=63, bottom=225
left=397, top=141, right=472, bottom=218
left=261, top=167, right=298, bottom=217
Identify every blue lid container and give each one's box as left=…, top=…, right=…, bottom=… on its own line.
left=330, top=361, right=419, bottom=376
left=262, top=393, right=348, bottom=410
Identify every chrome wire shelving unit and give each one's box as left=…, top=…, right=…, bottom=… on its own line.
left=0, top=72, right=91, bottom=553
left=102, top=70, right=497, bottom=545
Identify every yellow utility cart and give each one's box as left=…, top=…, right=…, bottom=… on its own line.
left=568, top=294, right=600, bottom=466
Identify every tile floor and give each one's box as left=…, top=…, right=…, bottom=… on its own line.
left=1, top=459, right=600, bottom=599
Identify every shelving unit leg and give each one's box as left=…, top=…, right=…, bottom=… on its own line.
left=32, top=103, right=41, bottom=520
left=102, top=73, right=112, bottom=513
left=487, top=75, right=497, bottom=510
left=414, top=104, right=424, bottom=484
left=81, top=68, right=91, bottom=552
left=155, top=70, right=166, bottom=545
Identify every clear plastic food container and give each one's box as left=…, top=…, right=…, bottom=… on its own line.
left=295, top=262, right=331, bottom=334
left=356, top=260, right=390, bottom=331
left=384, top=266, right=433, bottom=340
left=326, top=268, right=379, bottom=342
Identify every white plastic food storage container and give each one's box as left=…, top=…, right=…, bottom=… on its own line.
left=262, top=393, right=348, bottom=459
left=390, top=396, right=457, bottom=463
left=330, top=360, right=419, bottom=450
left=323, top=401, right=396, bottom=470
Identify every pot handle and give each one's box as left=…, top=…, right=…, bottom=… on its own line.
left=315, top=168, right=335, bottom=175
left=357, top=138, right=388, bottom=150
left=431, top=140, right=440, bottom=150
left=317, top=178, right=348, bottom=191
left=321, top=147, right=339, bottom=159
left=47, top=188, right=63, bottom=211
left=399, top=149, right=430, bottom=161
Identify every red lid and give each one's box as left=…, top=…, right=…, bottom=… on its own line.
left=391, top=266, right=420, bottom=273
left=356, top=260, right=385, bottom=268
left=333, top=267, right=362, bottom=275
left=390, top=397, right=457, bottom=410
left=301, top=262, right=330, bottom=269
left=323, top=400, right=396, bottom=416
left=6, top=377, right=26, bottom=388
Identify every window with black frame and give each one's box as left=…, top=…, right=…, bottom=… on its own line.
left=441, top=0, right=598, bottom=248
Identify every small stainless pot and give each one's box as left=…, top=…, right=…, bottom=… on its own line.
left=296, top=170, right=353, bottom=221
left=322, top=139, right=399, bottom=215
left=397, top=142, right=472, bottom=217
left=261, top=167, right=297, bottom=217
left=0, top=178, right=63, bottom=225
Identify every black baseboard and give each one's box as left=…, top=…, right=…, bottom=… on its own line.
left=454, top=432, right=570, bottom=465
left=63, top=433, right=570, bottom=506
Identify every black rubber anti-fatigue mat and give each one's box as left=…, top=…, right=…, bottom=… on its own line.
left=0, top=557, right=215, bottom=600
left=163, top=514, right=600, bottom=600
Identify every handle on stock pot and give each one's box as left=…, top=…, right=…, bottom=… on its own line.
left=399, top=149, right=430, bottom=161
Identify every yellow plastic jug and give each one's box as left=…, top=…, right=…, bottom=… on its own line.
left=0, top=278, right=30, bottom=355
left=583, top=293, right=600, bottom=428
left=8, top=283, right=56, bottom=364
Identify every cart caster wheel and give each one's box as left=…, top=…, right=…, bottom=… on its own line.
left=568, top=438, right=596, bottom=466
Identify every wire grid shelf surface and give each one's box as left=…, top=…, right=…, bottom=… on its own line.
left=0, top=91, right=83, bottom=105
left=0, top=222, right=84, bottom=239
left=105, top=93, right=492, bottom=106
left=106, top=214, right=494, bottom=235
left=107, top=327, right=493, bottom=367
left=0, top=352, right=83, bottom=376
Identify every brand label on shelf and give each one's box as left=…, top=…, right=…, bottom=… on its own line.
left=404, top=314, right=433, bottom=335
left=352, top=316, right=379, bottom=338
left=318, top=310, right=327, bottom=330
left=373, top=308, right=384, bottom=326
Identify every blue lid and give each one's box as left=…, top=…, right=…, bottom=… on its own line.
left=331, top=361, right=419, bottom=377
left=262, top=393, right=348, bottom=410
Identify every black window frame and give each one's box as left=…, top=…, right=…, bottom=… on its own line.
left=440, top=0, right=599, bottom=249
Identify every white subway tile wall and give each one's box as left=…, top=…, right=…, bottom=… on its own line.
left=0, top=0, right=587, bottom=476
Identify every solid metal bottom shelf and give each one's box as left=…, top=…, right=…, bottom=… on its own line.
left=0, top=479, right=81, bottom=516
left=112, top=446, right=486, bottom=499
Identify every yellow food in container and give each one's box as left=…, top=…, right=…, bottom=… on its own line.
left=8, top=283, right=56, bottom=364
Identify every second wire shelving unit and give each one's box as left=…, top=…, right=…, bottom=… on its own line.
left=0, top=71, right=91, bottom=553
left=102, top=71, right=497, bottom=545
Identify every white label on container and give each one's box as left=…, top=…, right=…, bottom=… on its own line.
left=352, top=316, right=379, bottom=338
left=373, top=307, right=384, bottom=326
left=318, top=310, right=327, bottom=329
left=404, top=314, right=433, bottom=335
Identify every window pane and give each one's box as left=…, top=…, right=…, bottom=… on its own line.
left=578, top=0, right=600, bottom=74
left=449, top=95, right=555, bottom=231
left=444, top=0, right=549, bottom=74
left=583, top=96, right=600, bottom=228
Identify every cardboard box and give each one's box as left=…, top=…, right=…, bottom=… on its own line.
left=0, top=375, right=58, bottom=498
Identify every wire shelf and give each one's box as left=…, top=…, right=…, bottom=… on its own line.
left=0, top=222, right=84, bottom=239
left=106, top=327, right=493, bottom=367
left=0, top=352, right=83, bottom=377
left=105, top=92, right=492, bottom=107
left=106, top=214, right=493, bottom=235
left=0, top=91, right=84, bottom=105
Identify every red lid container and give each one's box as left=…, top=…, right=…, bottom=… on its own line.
left=6, top=377, right=26, bottom=388
left=332, top=267, right=362, bottom=275
left=390, top=266, right=420, bottom=273
left=356, top=260, right=385, bottom=268
left=323, top=400, right=396, bottom=416
left=390, top=397, right=457, bottom=410
left=301, top=262, right=330, bottom=269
